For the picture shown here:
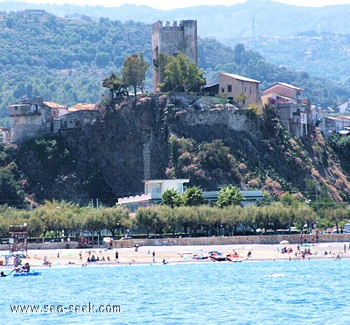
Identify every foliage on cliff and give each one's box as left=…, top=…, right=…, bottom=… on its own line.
left=166, top=103, right=350, bottom=206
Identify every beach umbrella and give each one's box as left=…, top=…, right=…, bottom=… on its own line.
left=280, top=240, right=289, bottom=245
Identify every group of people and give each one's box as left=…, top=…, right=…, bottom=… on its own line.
left=16, top=262, right=30, bottom=273
left=1, top=262, right=31, bottom=277
left=87, top=254, right=111, bottom=263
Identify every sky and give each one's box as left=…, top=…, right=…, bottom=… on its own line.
left=3, top=0, right=350, bottom=10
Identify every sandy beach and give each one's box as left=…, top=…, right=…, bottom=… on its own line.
left=1, top=241, right=349, bottom=270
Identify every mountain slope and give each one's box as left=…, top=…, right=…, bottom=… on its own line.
left=2, top=1, right=350, bottom=37
left=2, top=0, right=350, bottom=85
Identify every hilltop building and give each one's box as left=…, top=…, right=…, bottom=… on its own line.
left=152, top=20, right=198, bottom=92
left=8, top=97, right=100, bottom=143
left=218, top=72, right=262, bottom=107
left=322, top=115, right=350, bottom=136
left=8, top=97, right=53, bottom=143
left=262, top=82, right=310, bottom=138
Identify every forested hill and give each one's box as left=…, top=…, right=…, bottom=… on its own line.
left=0, top=9, right=349, bottom=129
left=2, top=0, right=350, bottom=37
left=2, top=1, right=350, bottom=85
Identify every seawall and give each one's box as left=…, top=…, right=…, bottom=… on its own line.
left=1, top=233, right=349, bottom=251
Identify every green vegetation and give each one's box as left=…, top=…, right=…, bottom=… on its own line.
left=0, top=144, right=24, bottom=207
left=0, top=10, right=349, bottom=129
left=159, top=52, right=206, bottom=92
left=327, top=133, right=350, bottom=173
left=122, top=53, right=149, bottom=97
left=1, top=195, right=349, bottom=241
left=161, top=189, right=182, bottom=208
left=216, top=185, right=244, bottom=208
left=102, top=72, right=128, bottom=109
left=0, top=11, right=152, bottom=124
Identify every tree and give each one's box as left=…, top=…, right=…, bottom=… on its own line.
left=161, top=189, right=183, bottom=208
left=135, top=207, right=159, bottom=236
left=160, top=52, right=206, bottom=92
left=216, top=185, right=244, bottom=208
left=122, top=53, right=149, bottom=97
left=320, top=206, right=347, bottom=233
left=182, top=186, right=206, bottom=206
left=234, top=92, right=248, bottom=108
left=294, top=204, right=316, bottom=233
left=102, top=206, right=129, bottom=238
left=102, top=72, right=128, bottom=109
left=234, top=43, right=245, bottom=64
left=83, top=209, right=106, bottom=245
left=0, top=169, right=24, bottom=207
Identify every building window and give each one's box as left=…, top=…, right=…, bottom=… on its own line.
left=227, top=85, right=232, bottom=93
left=151, top=184, right=161, bottom=195
left=221, top=88, right=224, bottom=93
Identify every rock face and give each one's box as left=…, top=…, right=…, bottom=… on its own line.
left=15, top=94, right=252, bottom=204
left=81, top=96, right=169, bottom=197
left=16, top=95, right=170, bottom=204
left=14, top=93, right=350, bottom=205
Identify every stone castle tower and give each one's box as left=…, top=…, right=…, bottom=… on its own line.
left=152, top=20, right=198, bottom=92
left=8, top=97, right=52, bottom=143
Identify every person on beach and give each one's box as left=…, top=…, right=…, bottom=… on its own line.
left=1, top=271, right=6, bottom=277
left=152, top=251, right=156, bottom=263
left=115, top=250, right=119, bottom=262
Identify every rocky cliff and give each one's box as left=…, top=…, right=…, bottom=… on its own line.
left=14, top=94, right=350, bottom=206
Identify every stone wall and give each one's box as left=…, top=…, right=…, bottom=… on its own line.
left=113, top=233, right=350, bottom=248
left=1, top=234, right=349, bottom=251
left=182, top=106, right=251, bottom=132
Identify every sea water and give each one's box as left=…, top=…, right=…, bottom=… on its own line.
left=1, top=260, right=350, bottom=324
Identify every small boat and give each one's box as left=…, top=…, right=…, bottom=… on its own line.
left=13, top=271, right=41, bottom=277
left=192, top=253, right=208, bottom=260
left=209, top=252, right=227, bottom=262
left=226, top=254, right=241, bottom=262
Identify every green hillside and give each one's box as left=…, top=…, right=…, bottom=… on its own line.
left=2, top=1, right=350, bottom=86
left=0, top=9, right=350, bottom=131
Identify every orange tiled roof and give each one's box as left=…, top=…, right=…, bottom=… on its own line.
left=68, top=103, right=97, bottom=111
left=44, top=101, right=68, bottom=109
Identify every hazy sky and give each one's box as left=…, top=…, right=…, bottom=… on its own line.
left=3, top=0, right=350, bottom=10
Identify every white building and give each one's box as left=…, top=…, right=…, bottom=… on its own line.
left=144, top=179, right=189, bottom=200
left=117, top=179, right=189, bottom=211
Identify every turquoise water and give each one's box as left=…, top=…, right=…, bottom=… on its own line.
left=1, top=260, right=350, bottom=324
